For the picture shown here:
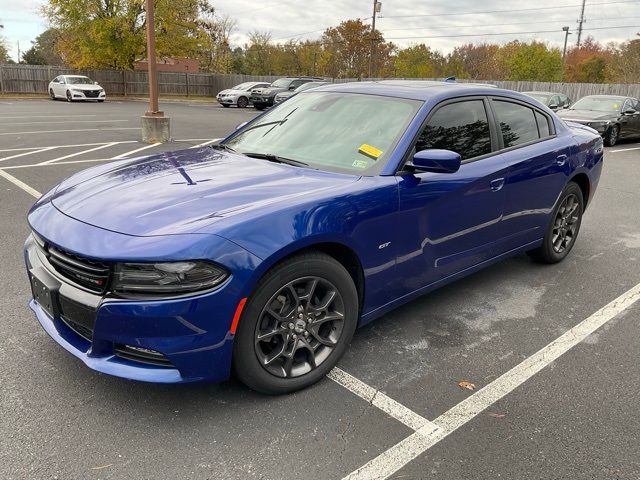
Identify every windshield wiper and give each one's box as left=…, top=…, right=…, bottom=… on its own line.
left=237, top=118, right=289, bottom=135
left=243, top=152, right=309, bottom=167
left=210, top=143, right=237, bottom=153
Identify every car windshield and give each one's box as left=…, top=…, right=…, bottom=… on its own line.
left=570, top=96, right=624, bottom=112
left=66, top=76, right=94, bottom=85
left=224, top=92, right=422, bottom=175
left=231, top=82, right=255, bottom=90
left=525, top=93, right=551, bottom=103
left=295, top=82, right=328, bottom=92
left=271, top=78, right=292, bottom=88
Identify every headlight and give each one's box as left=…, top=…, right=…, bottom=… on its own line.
left=112, top=261, right=229, bottom=295
left=71, top=89, right=83, bottom=93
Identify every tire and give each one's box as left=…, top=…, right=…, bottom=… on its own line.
left=254, top=104, right=265, bottom=111
left=604, top=124, right=619, bottom=147
left=527, top=182, right=584, bottom=264
left=97, top=99, right=104, bottom=103
left=222, top=104, right=230, bottom=108
left=237, top=96, right=249, bottom=108
left=66, top=90, right=73, bottom=102
left=233, top=252, right=358, bottom=395
left=49, top=89, right=56, bottom=100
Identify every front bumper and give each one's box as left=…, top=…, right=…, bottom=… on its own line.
left=24, top=208, right=261, bottom=383
left=563, top=119, right=610, bottom=134
left=71, top=90, right=106, bottom=101
left=250, top=96, right=274, bottom=107
left=217, top=95, right=237, bottom=105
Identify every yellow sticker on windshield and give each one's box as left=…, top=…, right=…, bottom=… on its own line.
left=613, top=103, right=620, bottom=109
left=358, top=144, right=383, bottom=160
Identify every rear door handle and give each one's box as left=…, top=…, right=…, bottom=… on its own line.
left=556, top=154, right=568, bottom=166
left=490, top=178, right=505, bottom=192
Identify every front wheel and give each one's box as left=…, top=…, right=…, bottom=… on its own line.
left=254, top=104, right=265, bottom=111
left=233, top=252, right=358, bottom=394
left=527, top=182, right=584, bottom=264
left=604, top=124, right=619, bottom=147
left=49, top=89, right=56, bottom=100
left=237, top=96, right=248, bottom=108
left=66, top=90, right=73, bottom=102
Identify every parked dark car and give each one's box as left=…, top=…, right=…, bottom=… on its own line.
left=523, top=91, right=571, bottom=110
left=250, top=77, right=324, bottom=110
left=25, top=81, right=603, bottom=394
left=557, top=95, right=640, bottom=146
left=274, top=81, right=332, bottom=104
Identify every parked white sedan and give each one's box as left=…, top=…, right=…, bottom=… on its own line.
left=216, top=81, right=270, bottom=108
left=48, top=75, right=107, bottom=102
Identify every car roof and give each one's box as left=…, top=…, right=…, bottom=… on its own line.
left=580, top=94, right=630, bottom=100
left=310, top=80, right=521, bottom=102
left=523, top=91, right=558, bottom=95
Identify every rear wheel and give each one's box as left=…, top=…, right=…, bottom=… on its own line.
left=233, top=252, right=358, bottom=394
left=527, top=182, right=583, bottom=264
left=604, top=124, right=619, bottom=147
left=237, top=96, right=249, bottom=108
left=254, top=104, right=265, bottom=111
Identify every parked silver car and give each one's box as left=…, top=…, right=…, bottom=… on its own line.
left=216, top=81, right=271, bottom=108
left=274, top=81, right=332, bottom=104
left=522, top=91, right=572, bottom=111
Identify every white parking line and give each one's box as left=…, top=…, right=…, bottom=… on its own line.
left=0, top=141, right=137, bottom=153
left=189, top=138, right=222, bottom=148
left=112, top=143, right=160, bottom=159
left=2, top=158, right=114, bottom=170
left=0, top=127, right=141, bottom=136
left=0, top=169, right=42, bottom=198
left=1, top=115, right=98, bottom=120
left=0, top=147, right=56, bottom=163
left=329, top=368, right=438, bottom=432
left=37, top=143, right=120, bottom=165
left=610, top=145, right=640, bottom=153
left=1, top=119, right=130, bottom=126
left=343, top=281, right=640, bottom=480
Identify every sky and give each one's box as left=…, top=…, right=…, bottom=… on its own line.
left=1, top=0, right=639, bottom=62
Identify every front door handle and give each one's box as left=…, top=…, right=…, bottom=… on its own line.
left=556, top=154, right=568, bottom=166
left=490, top=178, right=505, bottom=192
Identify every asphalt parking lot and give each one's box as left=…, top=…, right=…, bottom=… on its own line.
left=1, top=99, right=639, bottom=480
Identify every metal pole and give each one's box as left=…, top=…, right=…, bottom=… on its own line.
left=576, top=0, right=586, bottom=47
left=144, top=0, right=162, bottom=117
left=561, top=27, right=571, bottom=82
left=368, top=0, right=377, bottom=79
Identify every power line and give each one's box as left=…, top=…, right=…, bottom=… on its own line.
left=384, top=24, right=640, bottom=40
left=379, top=0, right=639, bottom=19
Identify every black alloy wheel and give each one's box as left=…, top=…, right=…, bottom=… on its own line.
left=604, top=124, right=619, bottom=147
left=237, top=96, right=248, bottom=108
left=233, top=252, right=358, bottom=394
left=528, top=182, right=584, bottom=264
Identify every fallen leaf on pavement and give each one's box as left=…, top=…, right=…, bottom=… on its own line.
left=91, top=464, right=113, bottom=470
left=458, top=381, right=476, bottom=391
left=487, top=412, right=506, bottom=418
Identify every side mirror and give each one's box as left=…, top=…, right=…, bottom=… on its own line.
left=288, top=86, right=297, bottom=91
left=407, top=149, right=461, bottom=174
left=549, top=103, right=559, bottom=110
left=94, top=81, right=99, bottom=85
left=236, top=121, right=248, bottom=131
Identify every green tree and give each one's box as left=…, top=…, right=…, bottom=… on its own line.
left=499, top=41, right=562, bottom=81
left=394, top=44, right=445, bottom=78
left=22, top=28, right=64, bottom=65
left=43, top=0, right=211, bottom=69
left=446, top=43, right=506, bottom=80
left=0, top=37, right=10, bottom=63
left=608, top=39, right=640, bottom=83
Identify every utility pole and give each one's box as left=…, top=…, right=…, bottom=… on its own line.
left=561, top=26, right=571, bottom=81
left=141, top=0, right=170, bottom=143
left=17, top=40, right=20, bottom=63
left=368, top=1, right=381, bottom=79
left=576, top=0, right=586, bottom=46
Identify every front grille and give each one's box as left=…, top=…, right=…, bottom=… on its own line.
left=59, top=295, right=96, bottom=340
left=60, top=316, right=93, bottom=341
left=114, top=345, right=174, bottom=367
left=47, top=246, right=110, bottom=293
left=84, top=90, right=100, bottom=98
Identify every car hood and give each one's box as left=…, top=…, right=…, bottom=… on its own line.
left=557, top=109, right=618, bottom=121
left=253, top=87, right=284, bottom=95
left=218, top=89, right=244, bottom=95
left=68, top=84, right=102, bottom=90
left=50, top=148, right=358, bottom=237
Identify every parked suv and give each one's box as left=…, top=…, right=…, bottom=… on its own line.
left=250, top=77, right=324, bottom=110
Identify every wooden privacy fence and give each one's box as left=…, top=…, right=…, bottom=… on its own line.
left=0, top=65, right=279, bottom=96
left=1, top=65, right=639, bottom=100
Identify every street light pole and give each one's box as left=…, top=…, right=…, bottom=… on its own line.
left=368, top=1, right=381, bottom=79
left=561, top=26, right=571, bottom=81
left=141, top=0, right=170, bottom=143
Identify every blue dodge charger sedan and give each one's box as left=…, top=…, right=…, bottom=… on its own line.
left=25, top=81, right=603, bottom=394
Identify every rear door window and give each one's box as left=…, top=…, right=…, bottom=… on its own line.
left=492, top=100, right=540, bottom=148
left=416, top=99, right=492, bottom=161
left=535, top=111, right=551, bottom=138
